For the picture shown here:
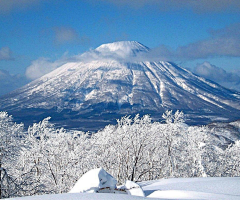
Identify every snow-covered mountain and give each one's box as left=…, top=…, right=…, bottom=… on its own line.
left=1, top=41, right=240, bottom=131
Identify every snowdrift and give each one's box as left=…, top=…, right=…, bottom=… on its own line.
left=6, top=168, right=240, bottom=200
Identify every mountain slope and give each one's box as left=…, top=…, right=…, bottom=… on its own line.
left=1, top=41, right=240, bottom=131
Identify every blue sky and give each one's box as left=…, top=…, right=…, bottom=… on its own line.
left=0, top=0, right=240, bottom=95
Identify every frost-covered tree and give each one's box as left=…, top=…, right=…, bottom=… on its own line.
left=0, top=112, right=24, bottom=198
left=88, top=114, right=160, bottom=183
left=223, top=141, right=240, bottom=177
left=186, top=126, right=212, bottom=177
left=85, top=111, right=194, bottom=183
left=160, top=110, right=187, bottom=177
left=17, top=117, right=89, bottom=194
left=1, top=110, right=239, bottom=197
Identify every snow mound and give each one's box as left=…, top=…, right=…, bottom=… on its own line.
left=70, top=168, right=146, bottom=196
left=69, top=168, right=117, bottom=193
left=124, top=180, right=145, bottom=197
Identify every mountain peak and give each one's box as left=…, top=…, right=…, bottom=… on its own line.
left=95, top=41, right=149, bottom=57
left=1, top=41, right=240, bottom=131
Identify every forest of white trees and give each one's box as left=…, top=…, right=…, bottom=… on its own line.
left=0, top=110, right=240, bottom=198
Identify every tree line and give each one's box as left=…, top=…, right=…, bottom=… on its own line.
left=0, top=110, right=239, bottom=198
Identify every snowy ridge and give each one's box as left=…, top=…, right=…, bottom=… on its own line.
left=0, top=41, right=240, bottom=130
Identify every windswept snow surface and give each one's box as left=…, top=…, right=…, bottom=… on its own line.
left=6, top=177, right=240, bottom=200
left=140, top=177, right=240, bottom=199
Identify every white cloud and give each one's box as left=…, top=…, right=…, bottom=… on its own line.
left=192, top=62, right=240, bottom=91
left=0, top=70, right=29, bottom=96
left=24, top=44, right=149, bottom=80
left=25, top=57, right=68, bottom=80
left=24, top=48, right=123, bottom=81
left=193, top=62, right=240, bottom=82
left=144, top=23, right=240, bottom=61
left=176, top=23, right=240, bottom=60
left=0, top=47, right=14, bottom=61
